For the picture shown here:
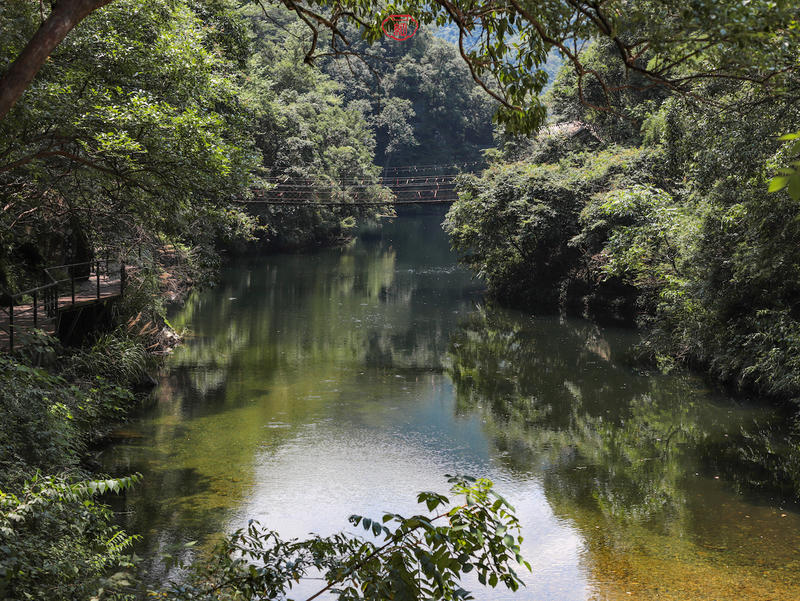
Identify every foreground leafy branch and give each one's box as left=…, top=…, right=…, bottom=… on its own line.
left=164, top=476, right=529, bottom=601
left=0, top=474, right=141, bottom=600
left=770, top=131, right=800, bottom=200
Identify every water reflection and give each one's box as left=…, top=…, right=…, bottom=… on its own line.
left=447, top=306, right=800, bottom=599
left=103, top=214, right=800, bottom=600
left=104, top=214, right=491, bottom=584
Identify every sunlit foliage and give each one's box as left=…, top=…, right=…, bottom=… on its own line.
left=0, top=0, right=258, bottom=274
left=164, top=476, right=528, bottom=601
left=446, top=33, right=800, bottom=399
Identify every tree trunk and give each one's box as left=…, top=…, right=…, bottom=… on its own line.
left=0, top=0, right=113, bottom=122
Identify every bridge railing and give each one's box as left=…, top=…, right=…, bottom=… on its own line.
left=379, top=161, right=485, bottom=177
left=247, top=173, right=462, bottom=205
left=0, top=257, right=131, bottom=352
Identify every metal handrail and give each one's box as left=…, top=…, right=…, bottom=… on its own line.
left=1, top=256, right=134, bottom=352
left=1, top=259, right=113, bottom=300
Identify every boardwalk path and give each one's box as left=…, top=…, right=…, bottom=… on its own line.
left=0, top=271, right=122, bottom=351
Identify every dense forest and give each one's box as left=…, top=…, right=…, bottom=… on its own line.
left=1, top=0, right=799, bottom=599
left=445, top=37, right=800, bottom=400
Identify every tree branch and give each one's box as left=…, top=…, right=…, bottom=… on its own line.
left=0, top=0, right=115, bottom=121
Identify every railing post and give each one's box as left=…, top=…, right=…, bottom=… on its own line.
left=49, top=285, right=57, bottom=318
left=32, top=290, right=37, bottom=328
left=9, top=300, right=13, bottom=352
left=71, top=271, right=75, bottom=305
left=120, top=262, right=126, bottom=296
left=96, top=261, right=101, bottom=299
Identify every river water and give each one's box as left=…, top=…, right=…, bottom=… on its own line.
left=103, top=212, right=800, bottom=600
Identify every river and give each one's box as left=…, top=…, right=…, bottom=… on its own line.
left=103, top=212, right=800, bottom=600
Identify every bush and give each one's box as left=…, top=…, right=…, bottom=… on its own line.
left=0, top=354, right=138, bottom=485
left=0, top=474, right=139, bottom=601
left=0, top=359, right=81, bottom=483
left=443, top=147, right=659, bottom=312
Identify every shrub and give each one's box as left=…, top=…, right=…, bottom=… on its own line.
left=0, top=355, right=138, bottom=485
left=0, top=474, right=139, bottom=601
left=0, top=359, right=80, bottom=483
left=443, top=148, right=659, bottom=312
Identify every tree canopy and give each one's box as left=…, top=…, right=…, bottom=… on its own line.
left=444, top=30, right=800, bottom=399
left=3, top=1, right=798, bottom=132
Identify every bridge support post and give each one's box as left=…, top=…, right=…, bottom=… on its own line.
left=32, top=290, right=37, bottom=328
left=71, top=274, right=75, bottom=305
left=96, top=261, right=100, bottom=299
left=120, top=262, right=126, bottom=296
left=8, top=300, right=13, bottom=352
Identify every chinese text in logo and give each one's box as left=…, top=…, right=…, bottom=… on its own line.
left=381, top=15, right=419, bottom=41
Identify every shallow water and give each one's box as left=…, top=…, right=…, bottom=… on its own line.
left=103, top=212, right=800, bottom=600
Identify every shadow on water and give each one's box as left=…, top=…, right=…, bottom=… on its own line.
left=448, top=305, right=800, bottom=600
left=102, top=212, right=800, bottom=599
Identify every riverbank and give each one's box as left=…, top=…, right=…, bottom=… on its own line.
left=443, top=132, right=800, bottom=405
left=1, top=242, right=223, bottom=469
left=0, top=245, right=216, bottom=599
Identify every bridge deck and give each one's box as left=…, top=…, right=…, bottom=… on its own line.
left=0, top=273, right=122, bottom=351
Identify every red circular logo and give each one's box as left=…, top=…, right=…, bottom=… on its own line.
left=381, top=15, right=419, bottom=41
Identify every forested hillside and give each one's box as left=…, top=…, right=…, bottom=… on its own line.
left=445, top=37, right=800, bottom=400
left=321, top=27, right=497, bottom=167
left=240, top=6, right=497, bottom=247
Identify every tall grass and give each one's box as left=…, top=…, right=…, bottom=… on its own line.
left=62, top=331, right=155, bottom=388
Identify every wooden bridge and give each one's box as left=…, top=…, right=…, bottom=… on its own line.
left=240, top=162, right=482, bottom=206
left=0, top=259, right=129, bottom=352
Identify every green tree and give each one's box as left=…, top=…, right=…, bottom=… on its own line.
left=0, top=0, right=258, bottom=271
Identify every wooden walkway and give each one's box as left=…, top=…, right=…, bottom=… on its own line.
left=0, top=271, right=123, bottom=351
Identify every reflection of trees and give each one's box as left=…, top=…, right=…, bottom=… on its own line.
left=447, top=306, right=800, bottom=524
left=447, top=306, right=800, bottom=599
left=705, top=416, right=800, bottom=503
left=162, top=244, right=397, bottom=407
left=165, top=215, right=478, bottom=411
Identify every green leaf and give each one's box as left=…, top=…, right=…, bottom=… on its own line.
left=788, top=175, right=800, bottom=200
left=768, top=176, right=789, bottom=192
